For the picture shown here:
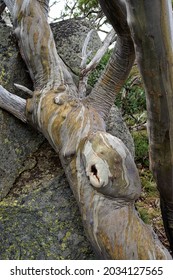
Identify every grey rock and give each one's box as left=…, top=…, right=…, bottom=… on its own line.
left=0, top=21, right=44, bottom=200
left=0, top=142, right=95, bottom=259
left=51, top=18, right=102, bottom=75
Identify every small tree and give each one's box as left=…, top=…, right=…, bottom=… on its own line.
left=0, top=0, right=172, bottom=259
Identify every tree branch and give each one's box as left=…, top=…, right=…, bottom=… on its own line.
left=4, top=0, right=75, bottom=98
left=83, top=28, right=116, bottom=76
left=0, top=85, right=26, bottom=122
left=12, top=0, right=64, bottom=91
left=85, top=0, right=135, bottom=120
left=78, top=29, right=94, bottom=98
left=14, top=83, right=33, bottom=96
left=78, top=28, right=116, bottom=98
left=3, top=0, right=50, bottom=16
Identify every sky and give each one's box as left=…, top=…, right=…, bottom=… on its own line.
left=2, top=0, right=110, bottom=40
left=48, top=0, right=111, bottom=40
left=49, top=0, right=65, bottom=21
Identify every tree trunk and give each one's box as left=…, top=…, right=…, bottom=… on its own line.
left=126, top=0, right=173, bottom=253
left=0, top=0, right=172, bottom=259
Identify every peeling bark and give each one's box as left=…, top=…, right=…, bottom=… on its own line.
left=0, top=0, right=172, bottom=259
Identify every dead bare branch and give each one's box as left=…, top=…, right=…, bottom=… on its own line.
left=78, top=29, right=116, bottom=98
left=83, top=29, right=116, bottom=76
left=14, top=83, right=33, bottom=96
left=0, top=85, right=26, bottom=122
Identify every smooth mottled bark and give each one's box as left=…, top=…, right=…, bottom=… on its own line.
left=86, top=0, right=135, bottom=119
left=0, top=0, right=171, bottom=259
left=125, top=0, right=173, bottom=252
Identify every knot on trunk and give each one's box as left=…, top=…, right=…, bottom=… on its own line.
left=82, top=131, right=141, bottom=201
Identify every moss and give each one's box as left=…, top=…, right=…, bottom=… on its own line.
left=0, top=47, right=14, bottom=86
left=135, top=167, right=162, bottom=231
left=0, top=67, right=6, bottom=84
left=15, top=148, right=22, bottom=155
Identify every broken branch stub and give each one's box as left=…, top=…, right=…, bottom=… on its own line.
left=0, top=85, right=26, bottom=123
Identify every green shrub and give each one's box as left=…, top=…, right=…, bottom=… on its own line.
left=115, top=66, right=146, bottom=117
left=137, top=207, right=150, bottom=224
left=132, top=131, right=149, bottom=168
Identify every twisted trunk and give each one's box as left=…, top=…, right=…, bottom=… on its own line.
left=0, top=0, right=171, bottom=259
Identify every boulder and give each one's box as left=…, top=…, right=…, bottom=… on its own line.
left=0, top=142, right=95, bottom=259
left=51, top=18, right=102, bottom=75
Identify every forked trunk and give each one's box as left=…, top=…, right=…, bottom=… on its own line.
left=0, top=0, right=172, bottom=259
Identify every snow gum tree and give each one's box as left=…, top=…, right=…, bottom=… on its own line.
left=0, top=0, right=172, bottom=259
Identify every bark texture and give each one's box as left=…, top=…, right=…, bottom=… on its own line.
left=0, top=0, right=172, bottom=259
left=126, top=0, right=173, bottom=253
left=86, top=0, right=135, bottom=119
left=0, top=18, right=109, bottom=259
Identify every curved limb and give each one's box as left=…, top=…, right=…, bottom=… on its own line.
left=13, top=0, right=64, bottom=91
left=3, top=0, right=77, bottom=95
left=85, top=0, right=135, bottom=120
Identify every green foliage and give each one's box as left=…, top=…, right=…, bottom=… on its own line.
left=137, top=207, right=150, bottom=224
left=132, top=131, right=149, bottom=168
left=60, top=0, right=107, bottom=29
left=77, top=0, right=99, bottom=13
left=62, top=0, right=100, bottom=21
left=136, top=169, right=160, bottom=225
left=88, top=49, right=112, bottom=87
left=115, top=67, right=146, bottom=118
left=140, top=171, right=158, bottom=197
